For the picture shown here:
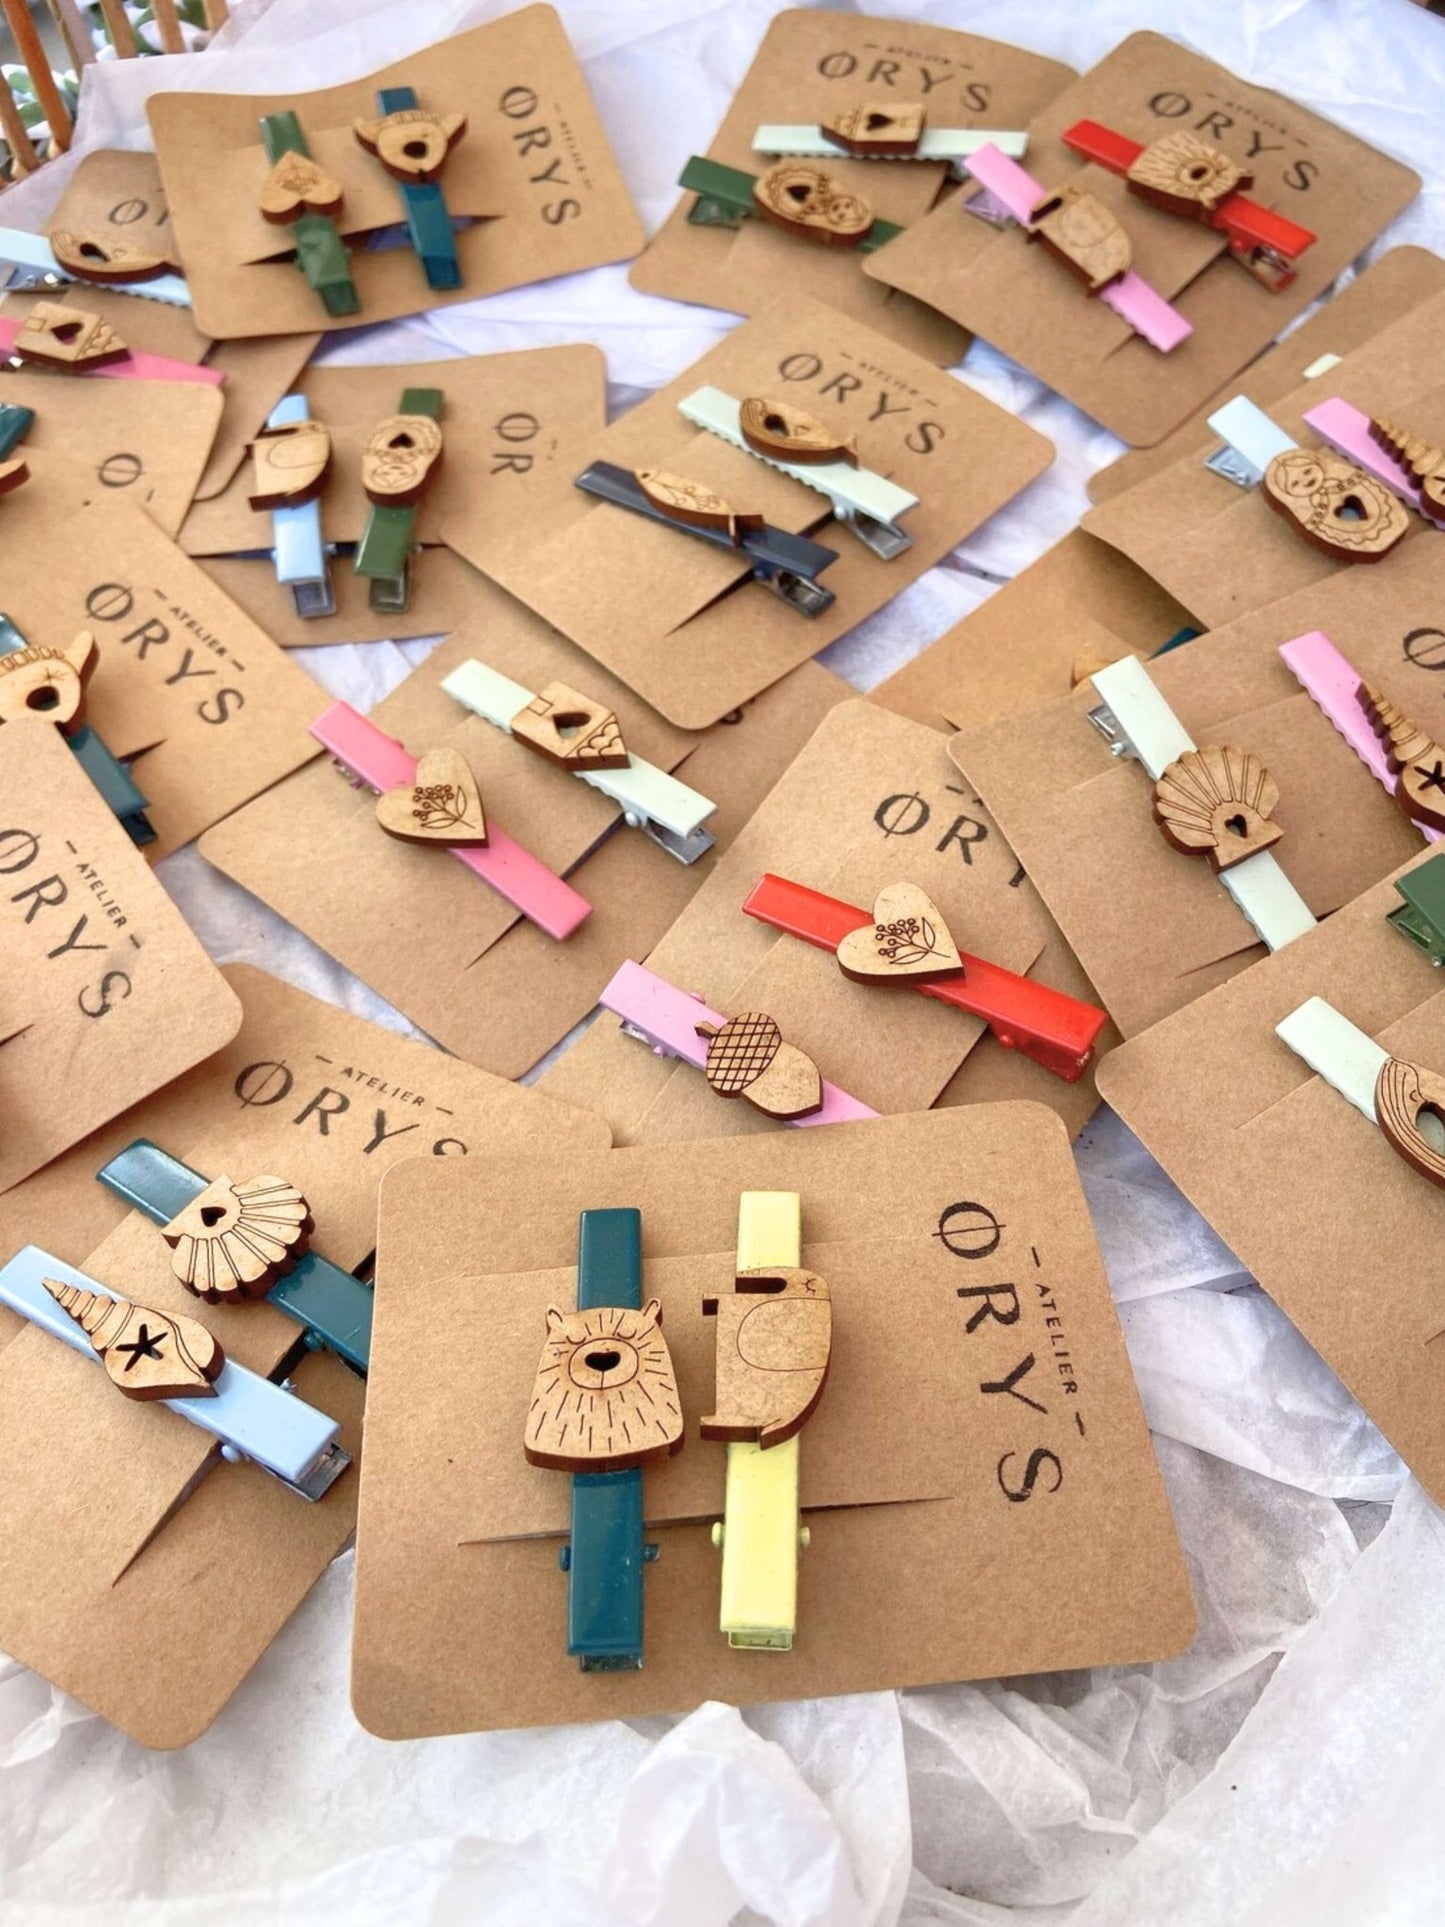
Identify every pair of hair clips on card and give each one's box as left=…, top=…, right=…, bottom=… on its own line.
left=256, top=91, right=467, bottom=315
left=574, top=389, right=920, bottom=616
left=528, top=1195, right=828, bottom=1667
left=603, top=874, right=1109, bottom=1112
left=0, top=1138, right=373, bottom=1504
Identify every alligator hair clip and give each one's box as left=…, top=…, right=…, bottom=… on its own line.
left=751, top=103, right=1027, bottom=179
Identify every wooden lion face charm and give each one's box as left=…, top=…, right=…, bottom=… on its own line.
left=247, top=416, right=332, bottom=511
left=13, top=302, right=128, bottom=373
left=161, top=1174, right=313, bottom=1303
left=1126, top=131, right=1251, bottom=218
left=361, top=412, right=444, bottom=505
left=375, top=745, right=487, bottom=847
left=1360, top=685, right=1445, bottom=832
left=1375, top=1056, right=1445, bottom=1190
left=524, top=1300, right=684, bottom=1472
left=258, top=149, right=344, bottom=224
left=695, top=1013, right=823, bottom=1121
left=835, top=882, right=965, bottom=985
left=701, top=1267, right=832, bottom=1448
left=1262, top=448, right=1410, bottom=562
left=1152, top=746, right=1283, bottom=872
left=738, top=397, right=857, bottom=468
left=353, top=108, right=466, bottom=182
left=0, top=631, right=97, bottom=732
left=820, top=103, right=925, bottom=157
left=43, top=1278, right=223, bottom=1401
left=511, top=681, right=629, bottom=771
left=48, top=230, right=177, bottom=286
left=1028, top=183, right=1131, bottom=291
left=752, top=163, right=873, bottom=248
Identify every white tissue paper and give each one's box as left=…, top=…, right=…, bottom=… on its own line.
left=4, top=0, right=1445, bottom=1919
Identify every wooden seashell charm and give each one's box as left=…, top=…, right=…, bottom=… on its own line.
left=1371, top=418, right=1445, bottom=527
left=524, top=1299, right=684, bottom=1472
left=1375, top=1055, right=1445, bottom=1190
left=162, top=1173, right=314, bottom=1303
left=637, top=469, right=764, bottom=543
left=835, top=882, right=965, bottom=984
left=1262, top=448, right=1410, bottom=561
left=1152, top=745, right=1283, bottom=872
left=48, top=230, right=177, bottom=285
left=0, top=631, right=97, bottom=732
left=695, top=1013, right=824, bottom=1121
left=739, top=396, right=857, bottom=467
left=13, top=302, right=128, bottom=372
left=819, top=103, right=925, bottom=157
left=258, top=150, right=344, bottom=224
left=375, top=745, right=487, bottom=846
left=353, top=108, right=467, bottom=183
left=511, top=681, right=629, bottom=771
left=43, top=1278, right=224, bottom=1400
left=752, top=163, right=873, bottom=248
left=701, top=1266, right=832, bottom=1448
left=1126, top=132, right=1251, bottom=218
left=1360, top=685, right=1445, bottom=832
left=247, top=415, right=332, bottom=511
left=1028, top=182, right=1131, bottom=291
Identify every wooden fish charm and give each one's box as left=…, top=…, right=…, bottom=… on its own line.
left=375, top=745, right=487, bottom=846
left=1360, top=685, right=1445, bottom=832
left=1152, top=745, right=1284, bottom=871
left=258, top=149, right=344, bottom=224
left=1375, top=1055, right=1445, bottom=1190
left=524, top=1299, right=684, bottom=1473
left=13, top=301, right=128, bottom=372
left=43, top=1278, right=224, bottom=1401
left=637, top=469, right=764, bottom=543
left=47, top=230, right=178, bottom=285
left=1371, top=418, right=1445, bottom=527
left=1262, top=448, right=1410, bottom=561
left=353, top=107, right=466, bottom=183
left=819, top=103, right=926, bottom=157
left=1028, top=182, right=1131, bottom=291
left=752, top=163, right=873, bottom=248
left=361, top=411, right=444, bottom=505
left=161, top=1173, right=313, bottom=1303
left=701, top=1266, right=832, bottom=1448
left=511, top=681, right=630, bottom=772
left=247, top=414, right=332, bottom=511
left=695, top=1013, right=824, bottom=1121
left=739, top=396, right=857, bottom=467
left=835, top=882, right=965, bottom=985
left=0, top=631, right=97, bottom=731
left=1126, top=132, right=1251, bottom=218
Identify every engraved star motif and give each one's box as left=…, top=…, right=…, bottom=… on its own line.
left=1415, top=760, right=1445, bottom=796
left=116, top=1322, right=166, bottom=1371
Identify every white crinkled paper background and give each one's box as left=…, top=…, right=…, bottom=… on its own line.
left=3, top=0, right=1444, bottom=1919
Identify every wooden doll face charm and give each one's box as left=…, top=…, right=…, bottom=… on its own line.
left=1126, top=131, right=1251, bottom=217
left=1262, top=448, right=1410, bottom=561
left=353, top=108, right=466, bottom=183
left=1152, top=746, right=1283, bottom=872
left=43, top=1278, right=224, bottom=1401
left=1028, top=183, right=1131, bottom=291
left=835, top=883, right=965, bottom=985
left=1375, top=1056, right=1445, bottom=1190
left=361, top=413, right=444, bottom=505
left=700, top=1267, right=832, bottom=1448
left=751, top=163, right=873, bottom=248
left=524, top=1300, right=684, bottom=1472
left=0, top=631, right=97, bottom=732
left=162, top=1173, right=313, bottom=1303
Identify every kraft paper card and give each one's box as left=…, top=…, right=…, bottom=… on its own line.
left=630, top=7, right=1075, bottom=365
left=352, top=1110, right=1195, bottom=1736
left=0, top=382, right=219, bottom=538
left=148, top=9, right=644, bottom=340
left=867, top=33, right=1420, bottom=446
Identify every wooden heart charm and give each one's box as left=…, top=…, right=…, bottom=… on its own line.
left=43, top=1278, right=223, bottom=1401
left=353, top=107, right=467, bottom=182
left=739, top=396, right=857, bottom=468
left=375, top=747, right=487, bottom=846
left=14, top=301, right=127, bottom=372
left=836, top=884, right=965, bottom=986
left=48, top=229, right=177, bottom=285
left=752, top=163, right=873, bottom=248
left=258, top=150, right=344, bottom=225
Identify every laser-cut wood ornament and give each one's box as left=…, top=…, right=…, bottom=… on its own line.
left=637, top=469, right=764, bottom=541
left=701, top=1266, right=832, bottom=1448
left=1028, top=183, right=1131, bottom=290
left=523, top=1299, right=684, bottom=1472
left=511, top=681, right=630, bottom=772
left=375, top=745, right=487, bottom=846
left=738, top=396, right=857, bottom=467
left=13, top=302, right=128, bottom=372
left=1262, top=448, right=1410, bottom=561
left=353, top=107, right=467, bottom=183
left=1360, top=684, right=1445, bottom=832
left=1126, top=132, right=1251, bottom=218
left=751, top=163, right=874, bottom=248
left=1152, top=745, right=1284, bottom=871
left=695, top=1013, right=824, bottom=1120
left=258, top=150, right=344, bottom=224
left=361, top=412, right=444, bottom=505
left=0, top=456, right=27, bottom=497
left=42, top=1278, right=224, bottom=1400
left=247, top=415, right=333, bottom=511
left=161, top=1173, right=314, bottom=1303
left=0, top=631, right=97, bottom=731
left=47, top=230, right=178, bottom=286
left=835, top=882, right=966, bottom=985
left=1371, top=418, right=1445, bottom=527
left=819, top=103, right=926, bottom=157
left=1375, top=1056, right=1445, bottom=1190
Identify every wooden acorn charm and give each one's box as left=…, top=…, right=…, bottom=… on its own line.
left=353, top=107, right=466, bottom=183
left=1375, top=1055, right=1445, bottom=1190
left=1152, top=745, right=1283, bottom=871
left=751, top=162, right=873, bottom=248
left=524, top=1299, right=684, bottom=1473
left=695, top=1013, right=824, bottom=1121
left=43, top=1278, right=223, bottom=1401
left=835, top=882, right=965, bottom=985
left=258, top=149, right=344, bottom=224
left=0, top=631, right=97, bottom=732
left=247, top=415, right=332, bottom=511
left=637, top=469, right=764, bottom=543
left=1360, top=685, right=1445, bottom=832
left=1028, top=182, right=1131, bottom=291
left=13, top=301, right=128, bottom=372
left=1126, top=132, right=1251, bottom=218
left=819, top=103, right=926, bottom=157
left=1262, top=448, right=1410, bottom=562
left=511, top=681, right=630, bottom=772
left=375, top=745, right=487, bottom=846
left=701, top=1266, right=832, bottom=1448
left=1371, top=418, right=1445, bottom=526
left=161, top=1173, right=314, bottom=1303
left=739, top=396, right=857, bottom=467
left=361, top=412, right=444, bottom=506
left=47, top=230, right=177, bottom=285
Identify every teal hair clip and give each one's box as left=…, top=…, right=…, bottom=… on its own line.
left=354, top=87, right=466, bottom=291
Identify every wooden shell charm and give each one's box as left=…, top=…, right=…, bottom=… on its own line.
left=1028, top=183, right=1131, bottom=291
left=739, top=397, right=857, bottom=468
left=375, top=745, right=487, bottom=846
left=43, top=1278, right=223, bottom=1401
left=1126, top=132, right=1251, bottom=217
left=637, top=470, right=764, bottom=544
left=247, top=415, right=332, bottom=511
left=1262, top=448, right=1410, bottom=562
left=353, top=107, right=466, bottom=183
left=361, top=412, right=444, bottom=506
left=1152, top=746, right=1283, bottom=871
left=48, top=230, right=177, bottom=285
left=695, top=1013, right=824, bottom=1121
left=752, top=163, right=873, bottom=248
left=819, top=103, right=925, bottom=157
left=13, top=302, right=127, bottom=372
left=835, top=882, right=965, bottom=985
left=1375, top=1056, right=1445, bottom=1190
left=1371, top=418, right=1445, bottom=527
left=1360, top=685, right=1445, bottom=832
left=524, top=1300, right=684, bottom=1473
left=511, top=681, right=629, bottom=771
left=701, top=1267, right=832, bottom=1448
left=161, top=1173, right=313, bottom=1303
left=0, top=631, right=97, bottom=732
left=258, top=149, right=343, bottom=224
left=0, top=456, right=27, bottom=498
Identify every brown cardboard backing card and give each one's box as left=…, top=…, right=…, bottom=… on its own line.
left=199, top=577, right=852, bottom=1077
left=0, top=386, right=218, bottom=539
left=539, top=699, right=1110, bottom=1141
left=148, top=9, right=645, bottom=341
left=0, top=721, right=241, bottom=1195
left=873, top=529, right=1194, bottom=734
left=180, top=345, right=605, bottom=647
left=950, top=538, right=1445, bottom=1040
left=448, top=293, right=1053, bottom=729
left=865, top=33, right=1420, bottom=446
left=1096, top=847, right=1445, bottom=1505
left=628, top=8, right=1075, bottom=365
left=0, top=491, right=330, bottom=859
left=33, top=147, right=320, bottom=498
left=353, top=1110, right=1195, bottom=1737
left=1082, top=286, right=1445, bottom=628
left=1088, top=246, right=1445, bottom=504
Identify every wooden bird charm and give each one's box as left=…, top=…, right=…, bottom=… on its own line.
left=47, top=230, right=178, bottom=286
left=258, top=149, right=344, bottom=224
left=751, top=163, right=874, bottom=248
left=247, top=414, right=332, bottom=511
left=1375, top=1055, right=1445, bottom=1190
left=353, top=107, right=467, bottom=183
left=13, top=302, right=128, bottom=372
left=511, top=681, right=630, bottom=771
left=819, top=103, right=926, bottom=157
left=524, top=1299, right=684, bottom=1473
left=1028, top=182, right=1131, bottom=290
left=1262, top=448, right=1410, bottom=561
left=835, top=882, right=965, bottom=985
left=1152, top=746, right=1284, bottom=871
left=701, top=1266, right=832, bottom=1448
left=161, top=1173, right=314, bottom=1303
left=0, top=631, right=97, bottom=732
left=637, top=470, right=764, bottom=543
left=739, top=397, right=857, bottom=467
left=375, top=745, right=487, bottom=846
left=695, top=1013, right=824, bottom=1121
left=1126, top=132, right=1251, bottom=218
left=1370, top=418, right=1445, bottom=527
left=1360, top=685, right=1445, bottom=832
left=43, top=1278, right=224, bottom=1401
left=361, top=411, right=444, bottom=505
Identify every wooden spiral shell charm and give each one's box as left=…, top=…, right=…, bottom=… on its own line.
left=161, top=1174, right=313, bottom=1303
left=1152, top=745, right=1284, bottom=872
left=42, top=1279, right=224, bottom=1400
left=1370, top=418, right=1445, bottom=527
left=1375, top=1056, right=1445, bottom=1190
left=695, top=1013, right=824, bottom=1120
left=1360, top=684, right=1445, bottom=832
left=701, top=1266, right=832, bottom=1448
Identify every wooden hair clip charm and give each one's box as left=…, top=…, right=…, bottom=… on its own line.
left=47, top=230, right=180, bottom=289
left=1278, top=997, right=1445, bottom=1192
left=356, top=388, right=444, bottom=613
left=1205, top=396, right=1411, bottom=562
left=249, top=393, right=336, bottom=619
left=1360, top=686, right=1445, bottom=834
left=354, top=88, right=466, bottom=291
left=679, top=155, right=902, bottom=252
left=2, top=301, right=223, bottom=387
left=1370, top=420, right=1445, bottom=527
left=44, top=1277, right=223, bottom=1401
left=835, top=881, right=966, bottom=985
left=1152, top=746, right=1284, bottom=871
left=0, top=227, right=191, bottom=308
left=374, top=745, right=487, bottom=847
left=258, top=111, right=359, bottom=318
left=752, top=106, right=1028, bottom=178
